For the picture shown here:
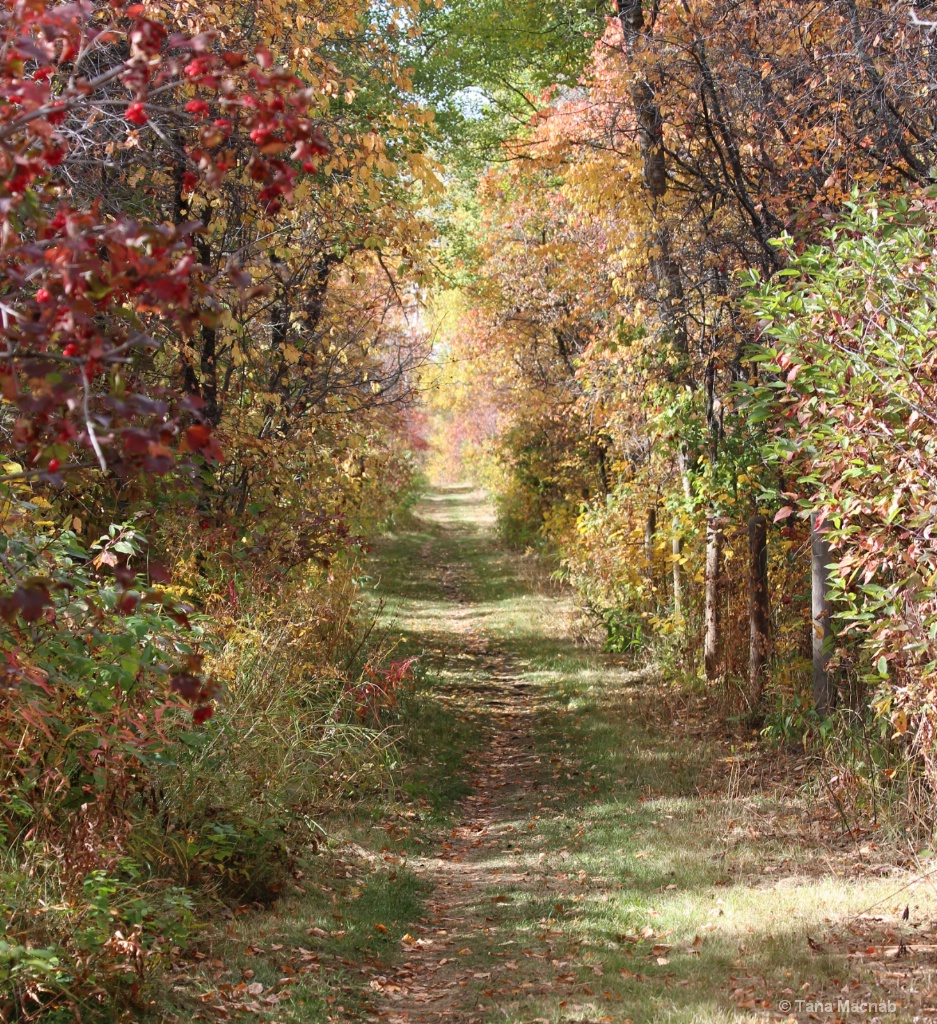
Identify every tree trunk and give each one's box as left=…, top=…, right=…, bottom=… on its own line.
left=677, top=445, right=692, bottom=501
left=811, top=512, right=834, bottom=713
left=619, top=0, right=688, bottom=358
left=748, top=514, right=769, bottom=707
left=704, top=515, right=722, bottom=681
left=672, top=528, right=683, bottom=620
left=653, top=227, right=688, bottom=357
left=645, top=505, right=657, bottom=570
left=594, top=436, right=611, bottom=496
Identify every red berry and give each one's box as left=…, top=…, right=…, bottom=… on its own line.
left=35, top=288, right=51, bottom=303
left=125, top=102, right=148, bottom=126
left=47, top=459, right=61, bottom=472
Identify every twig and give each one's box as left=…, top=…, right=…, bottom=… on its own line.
left=81, top=366, right=107, bottom=472
left=847, top=864, right=937, bottom=922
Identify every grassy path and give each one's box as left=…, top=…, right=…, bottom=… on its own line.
left=363, top=485, right=937, bottom=1024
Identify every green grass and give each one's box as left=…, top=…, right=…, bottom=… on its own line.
left=149, top=698, right=467, bottom=1023
left=149, top=861, right=426, bottom=1023
left=396, top=688, right=476, bottom=817
left=148, top=495, right=480, bottom=1024
left=154, top=484, right=936, bottom=1023
left=487, top=696, right=920, bottom=1017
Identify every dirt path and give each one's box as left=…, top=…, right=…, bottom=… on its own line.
left=368, top=678, right=548, bottom=1024
left=362, top=485, right=937, bottom=1024
left=365, top=488, right=600, bottom=1023
left=369, top=523, right=555, bottom=1021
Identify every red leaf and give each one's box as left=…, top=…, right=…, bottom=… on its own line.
left=170, top=672, right=202, bottom=700
left=116, top=591, right=140, bottom=615
left=0, top=585, right=53, bottom=623
left=148, top=561, right=171, bottom=584
left=185, top=424, right=212, bottom=450
left=193, top=705, right=214, bottom=725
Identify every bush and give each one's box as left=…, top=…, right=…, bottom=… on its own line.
left=744, top=190, right=937, bottom=784
left=0, top=514, right=421, bottom=1017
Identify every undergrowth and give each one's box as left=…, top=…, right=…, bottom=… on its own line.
left=0, top=507, right=475, bottom=1022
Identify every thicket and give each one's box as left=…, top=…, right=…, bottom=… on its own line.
left=0, top=0, right=434, bottom=1017
left=427, top=0, right=937, bottom=832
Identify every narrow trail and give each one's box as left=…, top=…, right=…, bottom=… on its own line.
left=365, top=487, right=600, bottom=1024
left=369, top=671, right=547, bottom=1024
left=362, top=485, right=937, bottom=1024
left=369, top=495, right=561, bottom=1023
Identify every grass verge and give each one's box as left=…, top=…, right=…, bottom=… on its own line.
left=147, top=513, right=479, bottom=1024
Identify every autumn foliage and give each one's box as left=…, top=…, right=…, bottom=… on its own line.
left=429, top=0, right=937, bottom=821
left=0, top=0, right=432, bottom=1014
left=8, top=0, right=937, bottom=1013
